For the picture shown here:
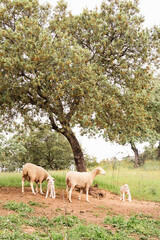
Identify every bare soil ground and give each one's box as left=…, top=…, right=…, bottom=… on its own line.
left=0, top=187, right=160, bottom=227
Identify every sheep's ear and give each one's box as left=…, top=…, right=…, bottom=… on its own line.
left=46, top=177, right=50, bottom=181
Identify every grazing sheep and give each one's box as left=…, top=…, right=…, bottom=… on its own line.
left=120, top=184, right=132, bottom=202
left=22, top=163, right=50, bottom=195
left=45, top=176, right=56, bottom=199
left=66, top=167, right=105, bottom=203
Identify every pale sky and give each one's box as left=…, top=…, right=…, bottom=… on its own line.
left=39, top=0, right=160, bottom=161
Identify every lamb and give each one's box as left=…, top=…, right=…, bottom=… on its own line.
left=66, top=167, right=105, bottom=203
left=22, top=163, right=50, bottom=195
left=45, top=176, right=56, bottom=199
left=120, top=184, right=132, bottom=202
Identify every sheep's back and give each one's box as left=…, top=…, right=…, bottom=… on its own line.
left=66, top=172, right=91, bottom=188
left=22, top=163, right=49, bottom=182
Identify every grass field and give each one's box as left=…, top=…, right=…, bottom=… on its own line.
left=0, top=211, right=159, bottom=239
left=0, top=161, right=160, bottom=202
left=0, top=200, right=160, bottom=240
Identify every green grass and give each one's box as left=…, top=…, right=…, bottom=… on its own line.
left=28, top=201, right=45, bottom=208
left=104, top=214, right=160, bottom=239
left=0, top=161, right=160, bottom=202
left=94, top=167, right=160, bottom=202
left=0, top=172, right=22, bottom=187
left=0, top=170, right=66, bottom=188
left=49, top=170, right=67, bottom=188
left=3, top=201, right=34, bottom=213
left=0, top=213, right=159, bottom=240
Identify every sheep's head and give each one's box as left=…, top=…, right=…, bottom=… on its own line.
left=46, top=176, right=56, bottom=182
left=96, top=167, right=105, bottom=175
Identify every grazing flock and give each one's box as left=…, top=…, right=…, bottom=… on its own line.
left=22, top=163, right=132, bottom=203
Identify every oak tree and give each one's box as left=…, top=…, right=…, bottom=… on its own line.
left=0, top=0, right=159, bottom=170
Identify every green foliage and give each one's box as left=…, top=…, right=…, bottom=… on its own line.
left=3, top=201, right=34, bottom=213
left=68, top=223, right=114, bottom=239
left=0, top=133, right=27, bottom=171
left=28, top=201, right=44, bottom=207
left=21, top=127, right=74, bottom=170
left=0, top=0, right=96, bottom=128
left=146, top=78, right=160, bottom=138
left=0, top=126, right=74, bottom=171
left=53, top=215, right=81, bottom=227
left=140, top=145, right=160, bottom=162
left=0, top=0, right=159, bottom=172
left=69, top=0, right=159, bottom=143
left=85, top=153, right=99, bottom=168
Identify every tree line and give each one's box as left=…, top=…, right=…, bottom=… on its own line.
left=0, top=125, right=159, bottom=172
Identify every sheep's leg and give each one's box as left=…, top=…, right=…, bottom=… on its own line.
left=122, top=192, right=125, bottom=202
left=66, top=185, right=69, bottom=199
left=45, top=188, right=49, bottom=198
left=50, top=188, right=52, bottom=198
left=22, top=178, right=25, bottom=193
left=86, top=187, right=89, bottom=202
left=36, top=183, right=38, bottom=193
left=69, top=186, right=74, bottom=203
left=128, top=192, right=132, bottom=202
left=79, top=188, right=83, bottom=201
left=30, top=181, right=36, bottom=195
left=39, top=181, right=43, bottom=195
left=53, top=188, right=55, bottom=199
left=50, top=188, right=55, bottom=199
left=120, top=191, right=122, bottom=200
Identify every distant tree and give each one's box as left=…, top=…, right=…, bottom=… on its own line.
left=123, top=78, right=160, bottom=167
left=0, top=127, right=74, bottom=171
left=0, top=0, right=159, bottom=171
left=22, top=127, right=74, bottom=169
left=0, top=134, right=7, bottom=171
left=84, top=153, right=98, bottom=168
left=146, top=78, right=160, bottom=159
left=140, top=145, right=158, bottom=162
left=0, top=133, right=27, bottom=171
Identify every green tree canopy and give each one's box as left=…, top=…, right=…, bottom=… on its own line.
left=0, top=0, right=159, bottom=171
left=0, top=127, right=74, bottom=171
left=22, top=127, right=74, bottom=170
left=146, top=78, right=160, bottom=159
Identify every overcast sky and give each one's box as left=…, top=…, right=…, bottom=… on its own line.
left=39, top=0, right=160, bottom=161
left=40, top=0, right=160, bottom=28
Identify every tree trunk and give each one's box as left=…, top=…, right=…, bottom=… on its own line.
left=49, top=115, right=87, bottom=172
left=62, top=128, right=87, bottom=172
left=157, top=141, right=160, bottom=160
left=130, top=142, right=140, bottom=168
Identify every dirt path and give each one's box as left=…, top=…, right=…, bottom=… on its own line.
left=0, top=187, right=159, bottom=226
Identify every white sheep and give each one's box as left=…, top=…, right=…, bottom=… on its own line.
left=66, top=167, right=105, bottom=203
left=120, top=184, right=132, bottom=202
left=22, top=163, right=50, bottom=195
left=45, top=176, right=56, bottom=199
